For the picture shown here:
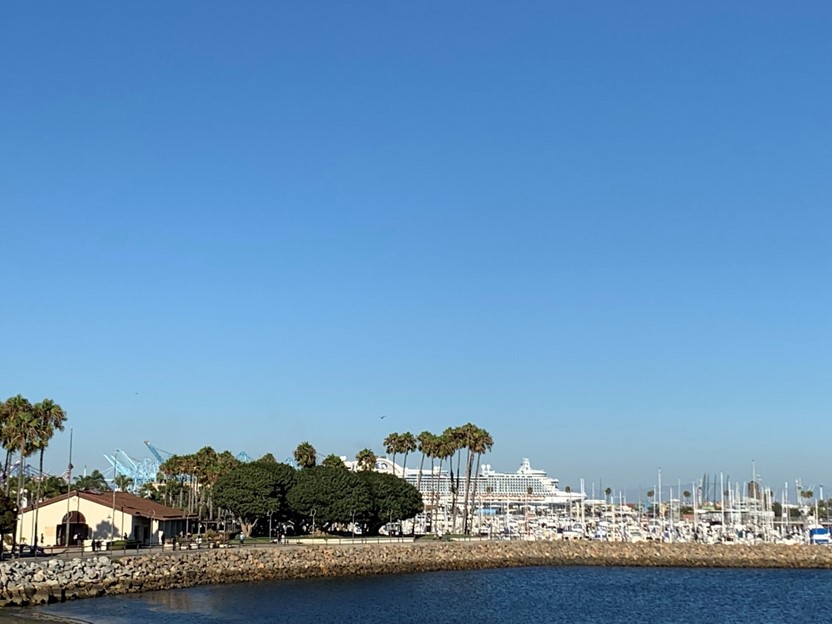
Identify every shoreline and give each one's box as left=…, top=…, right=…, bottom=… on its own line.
left=2, top=540, right=832, bottom=608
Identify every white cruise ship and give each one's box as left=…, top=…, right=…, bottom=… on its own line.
left=372, top=456, right=584, bottom=507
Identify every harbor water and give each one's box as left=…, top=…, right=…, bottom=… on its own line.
left=31, top=565, right=832, bottom=623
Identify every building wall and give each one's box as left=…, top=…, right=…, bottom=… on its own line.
left=17, top=494, right=135, bottom=546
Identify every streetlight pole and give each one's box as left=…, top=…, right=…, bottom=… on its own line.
left=65, top=428, right=73, bottom=547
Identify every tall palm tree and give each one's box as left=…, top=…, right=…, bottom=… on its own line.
left=3, top=395, right=37, bottom=510
left=433, top=433, right=455, bottom=534
left=397, top=432, right=417, bottom=480
left=442, top=426, right=466, bottom=533
left=293, top=442, right=317, bottom=470
left=415, top=431, right=433, bottom=492
left=194, top=446, right=219, bottom=521
left=383, top=433, right=400, bottom=476
left=465, top=426, right=493, bottom=534
left=30, top=399, right=67, bottom=548
left=458, top=423, right=480, bottom=534
left=0, top=398, right=24, bottom=496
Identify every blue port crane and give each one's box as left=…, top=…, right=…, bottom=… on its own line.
left=103, top=448, right=158, bottom=492
left=104, top=442, right=254, bottom=493
left=144, top=440, right=173, bottom=465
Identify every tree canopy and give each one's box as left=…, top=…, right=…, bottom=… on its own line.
left=213, top=461, right=296, bottom=537
left=356, top=471, right=423, bottom=535
left=287, top=466, right=373, bottom=532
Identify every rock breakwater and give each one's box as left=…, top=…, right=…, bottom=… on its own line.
left=2, top=541, right=830, bottom=607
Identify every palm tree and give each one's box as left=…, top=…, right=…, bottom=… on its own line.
left=30, top=399, right=67, bottom=548
left=194, top=446, right=220, bottom=522
left=443, top=426, right=467, bottom=533
left=321, top=454, right=345, bottom=469
left=415, top=431, right=433, bottom=492
left=383, top=433, right=400, bottom=475
left=3, top=395, right=38, bottom=510
left=465, top=427, right=493, bottom=534
left=114, top=474, right=134, bottom=492
left=293, top=442, right=317, bottom=470
left=457, top=423, right=479, bottom=534
left=39, top=475, right=67, bottom=500
left=355, top=448, right=377, bottom=471
left=605, top=487, right=612, bottom=504
left=74, top=470, right=109, bottom=493
left=397, top=432, right=417, bottom=479
left=434, top=433, right=455, bottom=534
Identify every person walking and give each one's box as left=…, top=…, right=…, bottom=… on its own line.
left=239, top=532, right=245, bottom=547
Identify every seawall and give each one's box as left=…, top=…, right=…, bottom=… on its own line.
left=2, top=541, right=831, bottom=607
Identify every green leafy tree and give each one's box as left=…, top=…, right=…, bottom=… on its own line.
left=356, top=471, right=423, bottom=535
left=287, top=466, right=372, bottom=533
left=213, top=461, right=296, bottom=537
left=0, top=492, right=17, bottom=555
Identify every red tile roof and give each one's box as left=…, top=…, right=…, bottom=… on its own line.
left=20, top=490, right=197, bottom=519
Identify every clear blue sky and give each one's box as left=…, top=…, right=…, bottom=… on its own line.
left=2, top=2, right=830, bottom=498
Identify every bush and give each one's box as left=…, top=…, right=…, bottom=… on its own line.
left=107, top=540, right=140, bottom=550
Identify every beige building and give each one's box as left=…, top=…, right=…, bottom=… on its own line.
left=17, top=490, right=197, bottom=548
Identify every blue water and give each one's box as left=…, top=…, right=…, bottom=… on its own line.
left=31, top=566, right=832, bottom=623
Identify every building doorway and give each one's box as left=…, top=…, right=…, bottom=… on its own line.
left=57, top=511, right=88, bottom=546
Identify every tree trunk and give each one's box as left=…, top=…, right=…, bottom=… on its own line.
left=450, top=451, right=462, bottom=533
left=3, top=449, right=12, bottom=496
left=416, top=452, right=426, bottom=491
left=34, top=448, right=45, bottom=550
left=462, top=448, right=474, bottom=534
